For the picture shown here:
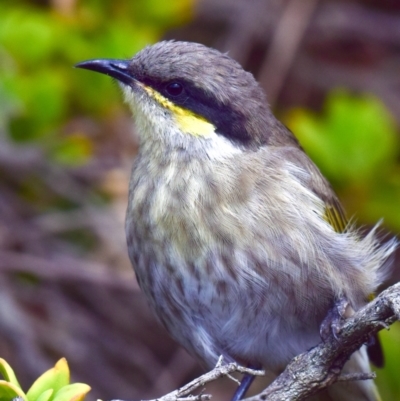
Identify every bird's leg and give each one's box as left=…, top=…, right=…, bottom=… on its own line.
left=320, top=296, right=349, bottom=341
left=230, top=366, right=259, bottom=401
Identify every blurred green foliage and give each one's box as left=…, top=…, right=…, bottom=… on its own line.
left=0, top=357, right=90, bottom=401
left=0, top=0, right=192, bottom=164
left=375, top=323, right=400, bottom=400
left=285, top=89, right=400, bottom=231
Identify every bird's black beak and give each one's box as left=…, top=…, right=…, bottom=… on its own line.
left=75, top=59, right=133, bottom=85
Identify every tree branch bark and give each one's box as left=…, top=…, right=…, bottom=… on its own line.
left=245, top=282, right=400, bottom=400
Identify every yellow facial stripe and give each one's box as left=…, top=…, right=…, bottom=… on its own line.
left=175, top=110, right=216, bottom=137
left=142, top=85, right=216, bottom=138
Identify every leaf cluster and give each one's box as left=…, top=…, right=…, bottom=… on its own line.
left=0, top=0, right=192, bottom=165
left=0, top=358, right=90, bottom=401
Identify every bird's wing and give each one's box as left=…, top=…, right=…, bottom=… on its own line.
left=275, top=144, right=348, bottom=233
left=275, top=141, right=384, bottom=368
left=266, top=121, right=347, bottom=233
left=303, top=159, right=347, bottom=234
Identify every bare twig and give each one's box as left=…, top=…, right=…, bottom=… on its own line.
left=337, top=372, right=376, bottom=382
left=114, top=360, right=264, bottom=401
left=151, top=349, right=201, bottom=397
left=0, top=250, right=138, bottom=290
left=258, top=0, right=320, bottom=106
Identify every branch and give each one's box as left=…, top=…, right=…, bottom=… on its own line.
left=245, top=282, right=400, bottom=401
left=115, top=282, right=400, bottom=401
left=113, top=357, right=264, bottom=401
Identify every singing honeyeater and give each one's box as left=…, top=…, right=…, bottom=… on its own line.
left=76, top=41, right=396, bottom=401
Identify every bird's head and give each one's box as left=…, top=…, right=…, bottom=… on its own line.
left=76, top=41, right=276, bottom=159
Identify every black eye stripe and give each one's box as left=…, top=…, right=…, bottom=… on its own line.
left=142, top=76, right=251, bottom=144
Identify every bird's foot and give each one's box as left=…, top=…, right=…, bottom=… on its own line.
left=320, top=297, right=350, bottom=341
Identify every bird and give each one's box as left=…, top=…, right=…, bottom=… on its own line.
left=76, top=40, right=396, bottom=401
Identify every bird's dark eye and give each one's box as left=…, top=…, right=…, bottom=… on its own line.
left=165, top=82, right=184, bottom=97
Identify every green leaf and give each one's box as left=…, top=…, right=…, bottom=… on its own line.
left=26, top=359, right=70, bottom=401
left=0, top=7, right=55, bottom=65
left=0, top=381, right=27, bottom=401
left=36, top=389, right=54, bottom=401
left=52, top=384, right=91, bottom=401
left=0, top=359, right=22, bottom=389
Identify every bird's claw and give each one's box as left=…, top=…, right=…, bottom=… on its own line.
left=320, top=297, right=350, bottom=341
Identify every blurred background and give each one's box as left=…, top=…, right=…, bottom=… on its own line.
left=1, top=0, right=400, bottom=400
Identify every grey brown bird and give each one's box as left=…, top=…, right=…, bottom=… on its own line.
left=76, top=41, right=396, bottom=401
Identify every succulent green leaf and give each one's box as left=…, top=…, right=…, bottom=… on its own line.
left=52, top=383, right=91, bottom=401
left=26, top=359, right=70, bottom=401
left=0, top=381, right=27, bottom=401
left=36, top=389, right=54, bottom=401
left=0, top=358, right=22, bottom=389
